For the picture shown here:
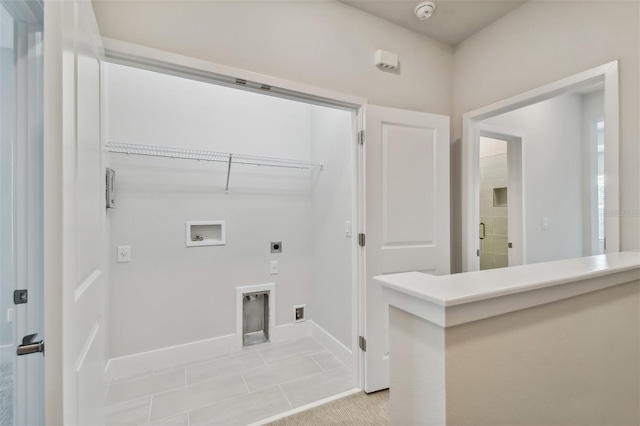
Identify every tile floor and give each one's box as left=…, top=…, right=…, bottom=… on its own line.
left=105, top=337, right=356, bottom=426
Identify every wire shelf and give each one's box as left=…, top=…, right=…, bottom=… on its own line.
left=106, top=142, right=324, bottom=170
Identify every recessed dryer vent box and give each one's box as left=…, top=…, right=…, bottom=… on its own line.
left=186, top=221, right=225, bottom=247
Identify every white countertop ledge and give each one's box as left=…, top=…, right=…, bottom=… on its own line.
left=376, top=252, right=640, bottom=327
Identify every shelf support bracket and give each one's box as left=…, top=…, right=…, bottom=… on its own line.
left=225, top=154, right=232, bottom=193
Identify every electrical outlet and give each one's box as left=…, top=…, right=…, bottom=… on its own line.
left=117, top=246, right=131, bottom=263
left=270, top=260, right=278, bottom=275
left=294, top=304, right=306, bottom=322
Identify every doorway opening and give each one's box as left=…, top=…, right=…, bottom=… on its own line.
left=102, top=61, right=361, bottom=423
left=462, top=61, right=619, bottom=272
left=477, top=128, right=524, bottom=270
left=479, top=136, right=509, bottom=270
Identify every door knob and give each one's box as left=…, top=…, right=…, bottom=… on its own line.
left=17, top=333, right=44, bottom=356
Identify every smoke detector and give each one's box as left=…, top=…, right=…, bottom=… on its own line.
left=414, top=1, right=436, bottom=20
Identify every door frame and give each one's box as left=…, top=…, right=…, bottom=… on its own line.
left=98, top=38, right=369, bottom=390
left=477, top=125, right=525, bottom=268
left=0, top=0, right=45, bottom=423
left=462, top=61, right=620, bottom=272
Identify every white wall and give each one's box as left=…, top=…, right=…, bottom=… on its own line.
left=107, top=63, right=317, bottom=357
left=106, top=63, right=354, bottom=358
left=451, top=0, right=640, bottom=272
left=581, top=90, right=605, bottom=256
left=92, top=0, right=453, bottom=116
left=482, top=94, right=584, bottom=265
left=94, top=0, right=640, bottom=283
left=309, top=107, right=354, bottom=348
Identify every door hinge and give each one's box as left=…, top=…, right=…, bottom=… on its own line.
left=359, top=335, right=367, bottom=352
left=477, top=249, right=480, bottom=257
left=508, top=242, right=513, bottom=249
left=358, top=233, right=366, bottom=247
left=357, top=130, right=365, bottom=145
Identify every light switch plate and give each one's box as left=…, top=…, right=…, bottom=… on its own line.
left=270, top=261, right=278, bottom=275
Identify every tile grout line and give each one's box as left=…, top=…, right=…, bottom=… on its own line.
left=186, top=352, right=266, bottom=388
left=156, top=371, right=261, bottom=420
left=255, top=348, right=268, bottom=366
left=121, top=368, right=189, bottom=407
left=153, top=351, right=234, bottom=376
left=183, top=365, right=351, bottom=423
left=258, top=344, right=328, bottom=366
left=274, top=368, right=330, bottom=388
left=240, top=371, right=251, bottom=394
left=110, top=370, right=154, bottom=386
left=186, top=381, right=294, bottom=419
left=105, top=394, right=152, bottom=409
left=309, top=355, right=325, bottom=371
left=261, top=364, right=350, bottom=392
left=110, top=342, right=336, bottom=408
left=278, top=384, right=294, bottom=410
left=321, top=364, right=346, bottom=374
left=148, top=394, right=154, bottom=424
left=242, top=349, right=328, bottom=378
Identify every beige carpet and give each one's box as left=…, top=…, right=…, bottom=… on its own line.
left=267, top=390, right=389, bottom=425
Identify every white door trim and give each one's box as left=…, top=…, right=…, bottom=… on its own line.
left=462, top=61, right=620, bottom=272
left=2, top=1, right=45, bottom=422
left=100, top=39, right=368, bottom=391
left=355, top=107, right=366, bottom=391
left=101, top=37, right=366, bottom=111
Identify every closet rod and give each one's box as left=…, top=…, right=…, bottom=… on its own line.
left=106, top=142, right=324, bottom=170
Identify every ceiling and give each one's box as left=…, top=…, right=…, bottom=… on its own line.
left=340, top=0, right=527, bottom=46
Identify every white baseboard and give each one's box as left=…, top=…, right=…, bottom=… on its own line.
left=108, top=333, right=235, bottom=379
left=309, top=320, right=356, bottom=382
left=272, top=320, right=311, bottom=342
left=107, top=322, right=312, bottom=379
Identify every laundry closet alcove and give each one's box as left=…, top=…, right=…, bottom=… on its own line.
left=105, top=61, right=358, bottom=390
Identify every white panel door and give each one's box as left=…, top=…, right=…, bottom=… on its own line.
left=44, top=1, right=108, bottom=423
left=364, top=105, right=450, bottom=393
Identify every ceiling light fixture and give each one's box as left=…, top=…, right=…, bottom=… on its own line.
left=414, top=1, right=436, bottom=20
